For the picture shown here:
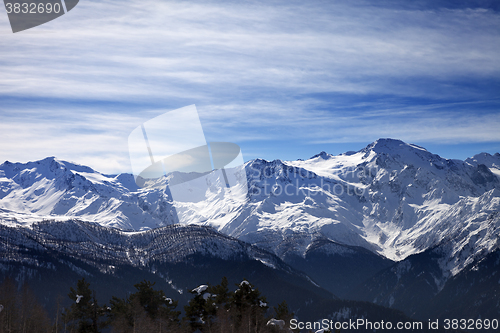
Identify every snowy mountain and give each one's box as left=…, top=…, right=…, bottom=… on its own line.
left=0, top=157, right=177, bottom=230
left=1, top=139, right=499, bottom=273
left=240, top=139, right=499, bottom=262
left=1, top=138, right=499, bottom=324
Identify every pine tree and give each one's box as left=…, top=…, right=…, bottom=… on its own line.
left=183, top=284, right=210, bottom=332
left=273, top=301, right=292, bottom=321
left=63, top=278, right=107, bottom=333
left=269, top=300, right=295, bottom=332
left=229, top=279, right=269, bottom=333
left=108, top=280, right=180, bottom=332
left=184, top=277, right=237, bottom=332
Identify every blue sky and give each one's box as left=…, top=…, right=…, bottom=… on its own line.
left=0, top=0, right=499, bottom=174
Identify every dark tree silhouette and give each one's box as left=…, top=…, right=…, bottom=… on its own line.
left=63, top=278, right=107, bottom=333
left=0, top=278, right=52, bottom=333
left=108, top=280, right=180, bottom=332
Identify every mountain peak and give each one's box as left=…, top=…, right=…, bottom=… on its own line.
left=40, top=156, right=58, bottom=163
left=466, top=152, right=500, bottom=168
left=310, top=151, right=332, bottom=160
left=1, top=156, right=61, bottom=172
left=364, top=138, right=428, bottom=154
left=33, top=157, right=97, bottom=174
left=1, top=156, right=98, bottom=175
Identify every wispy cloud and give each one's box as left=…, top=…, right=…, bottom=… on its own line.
left=0, top=0, right=499, bottom=172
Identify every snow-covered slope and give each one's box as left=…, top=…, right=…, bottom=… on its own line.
left=1, top=139, right=499, bottom=278
left=0, top=157, right=177, bottom=231
left=220, top=139, right=500, bottom=266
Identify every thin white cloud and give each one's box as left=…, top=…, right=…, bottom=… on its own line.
left=0, top=108, right=144, bottom=173
left=2, top=0, right=498, bottom=99
left=0, top=0, right=499, bottom=171
left=200, top=100, right=500, bottom=143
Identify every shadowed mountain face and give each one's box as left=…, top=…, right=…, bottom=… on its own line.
left=351, top=245, right=500, bottom=325
left=0, top=220, right=422, bottom=329
left=281, top=238, right=395, bottom=298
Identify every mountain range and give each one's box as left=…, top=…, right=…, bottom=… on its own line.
left=1, top=138, right=499, bottom=330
